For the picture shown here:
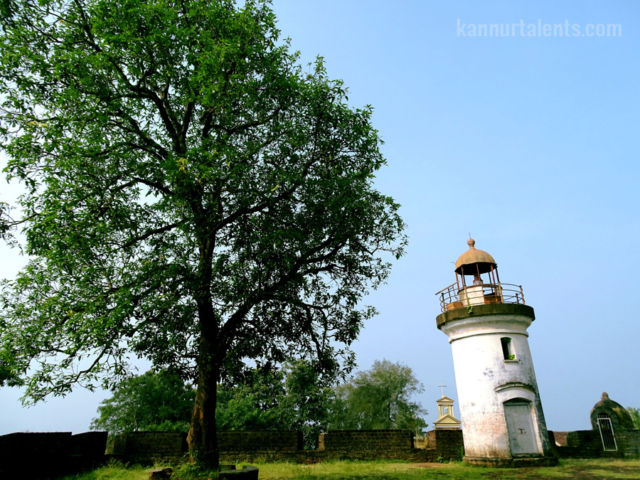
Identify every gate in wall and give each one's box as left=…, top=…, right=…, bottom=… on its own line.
left=597, top=413, right=617, bottom=451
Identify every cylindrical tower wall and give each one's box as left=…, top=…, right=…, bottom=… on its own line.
left=436, top=304, right=554, bottom=464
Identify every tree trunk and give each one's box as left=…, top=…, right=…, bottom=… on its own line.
left=187, top=333, right=220, bottom=469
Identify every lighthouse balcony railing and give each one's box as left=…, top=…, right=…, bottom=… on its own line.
left=435, top=283, right=525, bottom=313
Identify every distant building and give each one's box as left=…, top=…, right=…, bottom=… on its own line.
left=433, top=395, right=461, bottom=430
left=550, top=392, right=640, bottom=458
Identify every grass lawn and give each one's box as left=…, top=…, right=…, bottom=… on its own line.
left=59, top=458, right=640, bottom=480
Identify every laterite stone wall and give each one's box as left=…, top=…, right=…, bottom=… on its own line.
left=615, top=430, right=640, bottom=456
left=549, top=429, right=640, bottom=458
left=0, top=428, right=466, bottom=474
left=219, top=429, right=464, bottom=464
left=0, top=431, right=107, bottom=479
left=431, top=429, right=464, bottom=460
left=106, top=431, right=188, bottom=464
left=319, top=430, right=413, bottom=451
left=218, top=431, right=302, bottom=452
left=549, top=430, right=602, bottom=458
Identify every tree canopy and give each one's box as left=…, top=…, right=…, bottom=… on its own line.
left=0, top=0, right=405, bottom=467
left=328, top=359, right=428, bottom=434
left=92, top=359, right=430, bottom=450
left=90, top=362, right=330, bottom=449
left=90, top=369, right=195, bottom=434
left=217, top=360, right=332, bottom=449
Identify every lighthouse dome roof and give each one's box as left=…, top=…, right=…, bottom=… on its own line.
left=455, top=238, right=497, bottom=275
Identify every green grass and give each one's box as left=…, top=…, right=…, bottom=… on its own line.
left=59, top=458, right=640, bottom=480
left=59, top=461, right=151, bottom=480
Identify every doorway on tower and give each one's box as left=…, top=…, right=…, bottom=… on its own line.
left=504, top=399, right=540, bottom=456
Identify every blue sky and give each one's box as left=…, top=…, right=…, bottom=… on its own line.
left=1, top=0, right=638, bottom=434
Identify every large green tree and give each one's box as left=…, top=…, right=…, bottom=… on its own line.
left=0, top=0, right=405, bottom=468
left=328, top=359, right=428, bottom=434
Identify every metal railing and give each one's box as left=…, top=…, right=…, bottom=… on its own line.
left=435, top=282, right=525, bottom=313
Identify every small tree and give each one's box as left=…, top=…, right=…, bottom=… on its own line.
left=0, top=0, right=406, bottom=468
left=328, top=359, right=428, bottom=433
left=627, top=407, right=640, bottom=430
left=90, top=370, right=195, bottom=434
left=278, top=360, right=333, bottom=448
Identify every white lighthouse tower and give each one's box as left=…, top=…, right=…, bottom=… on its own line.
left=435, top=239, right=557, bottom=467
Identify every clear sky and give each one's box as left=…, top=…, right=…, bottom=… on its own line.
left=1, top=0, right=638, bottom=434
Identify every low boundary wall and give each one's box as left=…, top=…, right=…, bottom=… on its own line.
left=217, top=429, right=462, bottom=464
left=0, top=431, right=108, bottom=479
left=549, top=429, right=640, bottom=458
left=0, top=428, right=464, bottom=476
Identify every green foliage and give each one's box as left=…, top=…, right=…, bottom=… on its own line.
left=58, top=459, right=152, bottom=480
left=0, top=0, right=405, bottom=403
left=328, top=359, right=428, bottom=434
left=278, top=360, right=333, bottom=448
left=91, top=360, right=331, bottom=448
left=172, top=462, right=221, bottom=480
left=90, top=370, right=195, bottom=434
left=0, top=0, right=405, bottom=464
left=0, top=359, right=23, bottom=387
left=217, top=360, right=332, bottom=449
left=216, top=370, right=286, bottom=432
left=457, top=445, right=465, bottom=461
left=627, top=407, right=640, bottom=430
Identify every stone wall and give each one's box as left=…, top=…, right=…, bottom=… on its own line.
left=549, top=430, right=602, bottom=458
left=615, top=430, right=640, bottom=457
left=106, top=429, right=463, bottom=464
left=0, top=428, right=466, bottom=474
left=107, top=431, right=188, bottom=464
left=549, top=429, right=640, bottom=459
left=218, top=431, right=302, bottom=453
left=219, top=429, right=464, bottom=464
left=70, top=431, right=109, bottom=460
left=70, top=432, right=110, bottom=471
left=107, top=430, right=303, bottom=464
left=0, top=431, right=107, bottom=479
left=320, top=430, right=413, bottom=451
left=431, top=430, right=464, bottom=460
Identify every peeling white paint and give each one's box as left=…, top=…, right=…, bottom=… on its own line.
left=440, top=312, right=554, bottom=461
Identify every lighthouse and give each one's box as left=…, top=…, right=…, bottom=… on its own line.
left=435, top=239, right=557, bottom=467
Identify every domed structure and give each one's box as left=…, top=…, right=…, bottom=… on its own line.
left=436, top=239, right=525, bottom=312
left=455, top=238, right=497, bottom=275
left=590, top=392, right=635, bottom=431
